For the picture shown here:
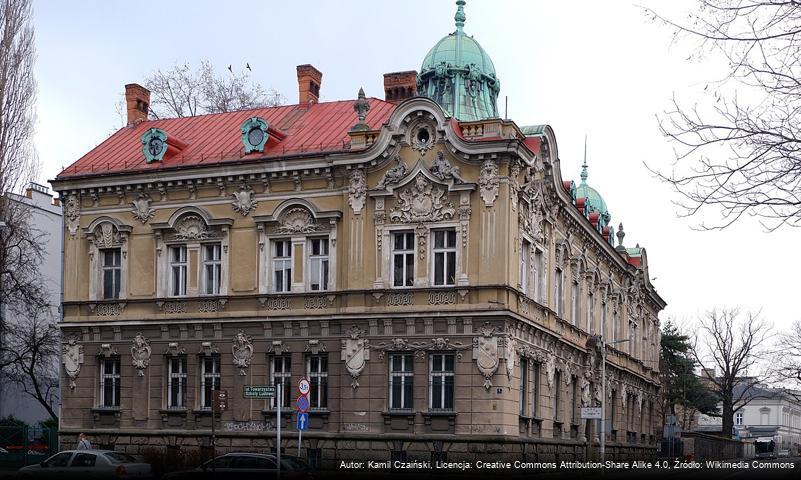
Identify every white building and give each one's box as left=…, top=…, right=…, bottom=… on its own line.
left=0, top=182, right=63, bottom=424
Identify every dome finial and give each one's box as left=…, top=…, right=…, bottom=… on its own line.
left=455, top=0, right=466, bottom=33
left=580, top=133, right=588, bottom=184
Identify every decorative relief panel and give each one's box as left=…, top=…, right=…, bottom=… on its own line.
left=377, top=155, right=409, bottom=189
left=348, top=169, right=367, bottom=214
left=430, top=151, right=464, bottom=183
left=341, top=325, right=370, bottom=389
left=231, top=184, right=258, bottom=216
left=198, top=299, right=227, bottom=313
left=131, top=193, right=156, bottom=224
left=304, top=295, right=333, bottom=310
left=172, top=215, right=213, bottom=241
left=157, top=301, right=187, bottom=314
left=64, top=194, right=80, bottom=235
left=90, top=223, right=126, bottom=249
left=386, top=292, right=414, bottom=306
left=277, top=208, right=323, bottom=234
left=261, top=296, right=289, bottom=310
left=473, top=323, right=501, bottom=390
left=389, top=175, right=455, bottom=223
left=232, top=331, right=254, bottom=375
left=479, top=160, right=499, bottom=207
left=428, top=290, right=457, bottom=305
left=63, top=336, right=84, bottom=389
left=131, top=333, right=152, bottom=377
left=90, top=303, right=126, bottom=317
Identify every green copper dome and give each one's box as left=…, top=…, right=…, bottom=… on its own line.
left=576, top=160, right=610, bottom=222
left=417, top=1, right=500, bottom=121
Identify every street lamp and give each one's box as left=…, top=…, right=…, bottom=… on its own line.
left=587, top=335, right=630, bottom=461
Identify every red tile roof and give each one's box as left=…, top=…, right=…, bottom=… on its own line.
left=57, top=98, right=396, bottom=178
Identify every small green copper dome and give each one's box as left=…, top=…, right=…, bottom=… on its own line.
left=575, top=161, right=610, bottom=219
left=417, top=1, right=500, bottom=121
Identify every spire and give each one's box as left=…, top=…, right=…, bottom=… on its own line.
left=455, top=0, right=466, bottom=33
left=580, top=134, right=588, bottom=184
left=351, top=87, right=371, bottom=132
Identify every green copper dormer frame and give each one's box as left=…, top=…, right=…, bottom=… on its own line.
left=241, top=117, right=269, bottom=153
left=141, top=128, right=168, bottom=163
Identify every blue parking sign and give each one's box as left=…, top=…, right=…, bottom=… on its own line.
left=297, top=412, right=309, bottom=431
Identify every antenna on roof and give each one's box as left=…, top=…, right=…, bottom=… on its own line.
left=581, top=133, right=588, bottom=184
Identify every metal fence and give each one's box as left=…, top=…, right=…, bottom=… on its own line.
left=0, top=426, right=58, bottom=468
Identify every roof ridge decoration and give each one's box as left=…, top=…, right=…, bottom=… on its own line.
left=351, top=88, right=371, bottom=132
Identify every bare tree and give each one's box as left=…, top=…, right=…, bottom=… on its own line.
left=144, top=60, right=285, bottom=119
left=775, top=320, right=801, bottom=400
left=647, top=1, right=801, bottom=230
left=692, top=308, right=772, bottom=438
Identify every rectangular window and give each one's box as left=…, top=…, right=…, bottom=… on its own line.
left=553, top=371, right=561, bottom=420
left=99, top=357, right=120, bottom=408
left=587, top=293, right=595, bottom=333
left=102, top=248, right=121, bottom=299
left=271, top=355, right=292, bottom=409
left=392, top=231, right=415, bottom=287
left=570, top=376, right=578, bottom=424
left=203, top=244, right=222, bottom=295
left=531, top=363, right=540, bottom=417
left=307, top=355, right=328, bottom=409
left=429, top=353, right=455, bottom=411
left=519, top=358, right=528, bottom=415
left=602, top=303, right=608, bottom=339
left=308, top=238, right=329, bottom=291
left=520, top=240, right=530, bottom=294
left=533, top=250, right=543, bottom=302
left=169, top=246, right=187, bottom=297
left=200, top=356, right=220, bottom=409
left=571, top=281, right=579, bottom=325
left=167, top=357, right=187, bottom=408
left=432, top=229, right=456, bottom=286
left=555, top=269, right=564, bottom=317
left=272, top=240, right=292, bottom=293
left=389, top=354, right=414, bottom=410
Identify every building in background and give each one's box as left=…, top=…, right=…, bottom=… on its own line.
left=50, top=2, right=664, bottom=465
left=0, top=182, right=63, bottom=424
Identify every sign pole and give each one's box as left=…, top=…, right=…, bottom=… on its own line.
left=277, top=381, right=281, bottom=480
left=600, top=341, right=606, bottom=461
left=298, top=420, right=302, bottom=457
left=211, top=406, right=216, bottom=472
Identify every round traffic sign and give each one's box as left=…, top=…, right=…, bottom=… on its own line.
left=296, top=394, right=310, bottom=413
left=298, top=378, right=310, bottom=396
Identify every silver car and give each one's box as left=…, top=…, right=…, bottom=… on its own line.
left=18, top=449, right=152, bottom=479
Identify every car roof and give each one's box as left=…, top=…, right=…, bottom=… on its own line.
left=58, top=450, right=117, bottom=454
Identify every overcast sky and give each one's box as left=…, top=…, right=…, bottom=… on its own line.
left=31, top=0, right=800, bottom=335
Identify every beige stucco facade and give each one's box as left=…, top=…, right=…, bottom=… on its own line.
left=52, top=97, right=665, bottom=466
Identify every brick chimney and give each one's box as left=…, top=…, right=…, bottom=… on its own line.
left=296, top=64, right=322, bottom=105
left=125, top=83, right=150, bottom=126
left=383, top=70, right=418, bottom=104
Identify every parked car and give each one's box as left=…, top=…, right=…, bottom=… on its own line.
left=777, top=449, right=790, bottom=457
left=18, top=449, right=152, bottom=479
left=164, top=453, right=313, bottom=480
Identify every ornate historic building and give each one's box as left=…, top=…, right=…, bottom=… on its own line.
left=52, top=1, right=665, bottom=466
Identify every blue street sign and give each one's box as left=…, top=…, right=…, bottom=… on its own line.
left=297, top=412, right=309, bottom=431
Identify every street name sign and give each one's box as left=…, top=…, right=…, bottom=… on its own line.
left=581, top=407, right=602, bottom=419
left=244, top=385, right=276, bottom=399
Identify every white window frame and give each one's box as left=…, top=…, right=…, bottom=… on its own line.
left=555, top=268, right=564, bottom=317
left=271, top=239, right=292, bottom=293
left=391, top=230, right=415, bottom=288
left=101, top=248, right=122, bottom=300
left=429, top=353, right=455, bottom=411
left=306, top=355, right=328, bottom=410
left=587, top=292, right=595, bottom=333
left=571, top=280, right=579, bottom=326
left=533, top=249, right=543, bottom=302
left=520, top=240, right=530, bottom=294
left=167, top=356, right=187, bottom=409
left=200, top=355, right=220, bottom=410
left=735, top=412, right=744, bottom=426
left=531, top=362, right=540, bottom=417
left=202, top=243, right=222, bottom=295
left=519, top=357, right=528, bottom=416
left=99, top=357, right=120, bottom=408
left=307, top=237, right=330, bottom=291
left=431, top=229, right=457, bottom=287
left=169, top=245, right=188, bottom=297
left=271, top=355, right=292, bottom=409
left=389, top=353, right=414, bottom=411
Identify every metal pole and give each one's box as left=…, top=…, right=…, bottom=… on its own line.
left=211, top=406, right=216, bottom=473
left=600, top=341, right=606, bottom=461
left=298, top=421, right=302, bottom=457
left=277, top=382, right=281, bottom=480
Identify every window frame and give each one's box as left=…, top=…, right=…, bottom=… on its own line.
left=554, top=268, right=564, bottom=317
left=520, top=240, right=530, bottom=294
left=99, top=356, right=121, bottom=408
left=389, top=353, right=414, bottom=411
left=533, top=249, right=544, bottom=302
left=306, top=355, right=328, bottom=410
left=271, top=239, right=293, bottom=293
left=391, top=230, right=415, bottom=288
left=428, top=353, right=455, bottom=411
left=431, top=228, right=457, bottom=287
left=531, top=362, right=540, bottom=418
left=519, top=357, right=528, bottom=416
left=271, top=355, right=292, bottom=409
left=307, top=237, right=330, bottom=292
left=202, top=243, right=222, bottom=296
left=101, top=248, right=122, bottom=300
left=571, top=280, right=579, bottom=326
left=199, top=355, right=221, bottom=410
left=167, top=356, right=187, bottom=409
left=169, top=245, right=188, bottom=297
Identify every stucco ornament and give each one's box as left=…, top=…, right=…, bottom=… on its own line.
left=505, top=336, right=516, bottom=380
left=377, top=155, right=409, bottom=189
left=231, top=185, right=257, bottom=216
left=430, top=151, right=464, bottom=183
left=64, top=194, right=81, bottom=235
left=389, top=174, right=455, bottom=223
left=580, top=370, right=593, bottom=406
left=636, top=389, right=644, bottom=413
left=94, top=223, right=124, bottom=249
left=130, top=333, right=152, bottom=377
left=473, top=323, right=500, bottom=390
left=63, top=337, right=84, bottom=389
left=479, top=159, right=499, bottom=207
left=341, top=325, right=370, bottom=389
left=545, top=353, right=556, bottom=392
left=620, top=383, right=628, bottom=413
left=232, top=331, right=254, bottom=375
left=174, top=215, right=209, bottom=240
left=277, top=208, right=320, bottom=234
left=348, top=169, right=367, bottom=214
left=131, top=194, right=156, bottom=224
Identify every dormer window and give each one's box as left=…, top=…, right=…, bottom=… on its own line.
left=241, top=117, right=269, bottom=153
